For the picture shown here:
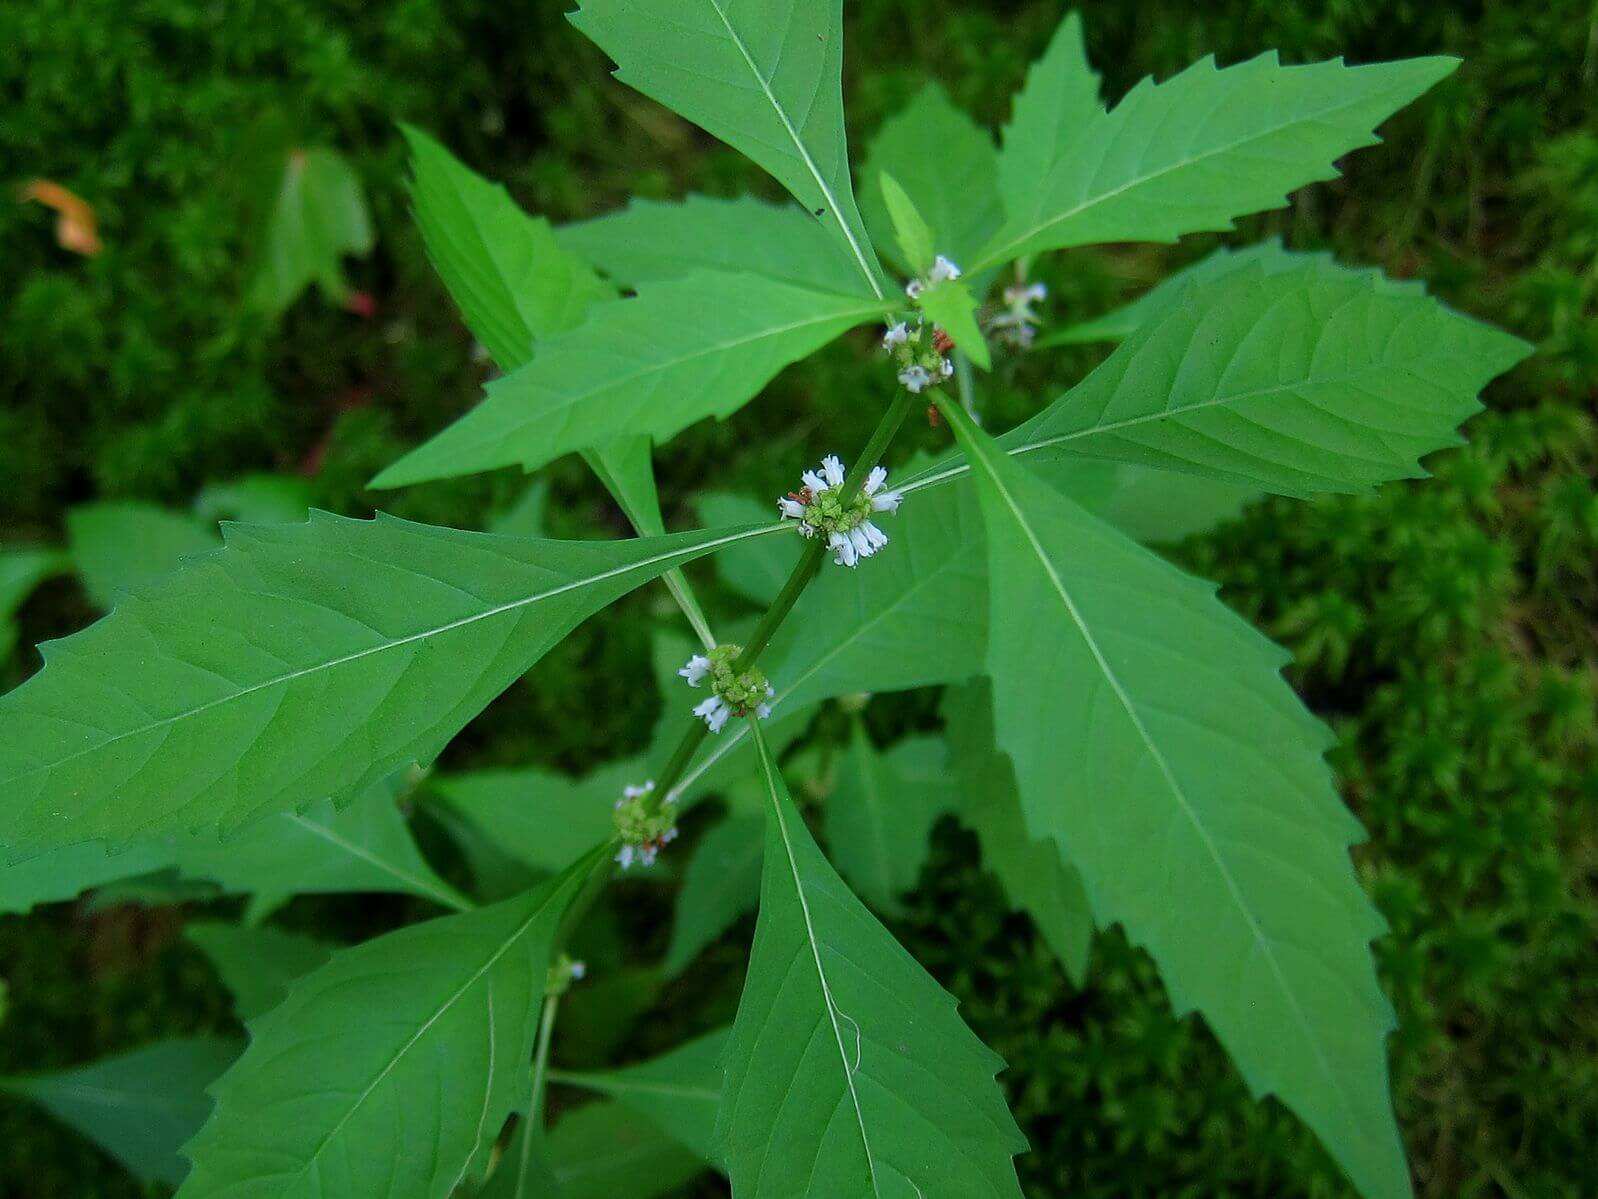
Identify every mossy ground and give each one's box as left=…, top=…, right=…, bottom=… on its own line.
left=2, top=1, right=1594, bottom=1196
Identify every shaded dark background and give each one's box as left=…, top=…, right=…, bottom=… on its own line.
left=1, top=1, right=1594, bottom=1196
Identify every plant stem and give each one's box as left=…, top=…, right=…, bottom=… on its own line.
left=528, top=993, right=561, bottom=1130
left=649, top=386, right=921, bottom=799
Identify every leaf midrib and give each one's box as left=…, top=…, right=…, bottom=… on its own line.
left=961, top=425, right=1346, bottom=1111
left=753, top=726, right=884, bottom=1197
left=898, top=355, right=1441, bottom=497
left=702, top=0, right=883, bottom=300
left=273, top=859, right=591, bottom=1190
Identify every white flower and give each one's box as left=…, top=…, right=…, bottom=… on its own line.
left=864, top=466, right=888, bottom=496
left=624, top=780, right=654, bottom=799
left=820, top=454, right=845, bottom=488
left=616, top=844, right=636, bottom=869
left=898, top=365, right=931, bottom=393
left=677, top=655, right=711, bottom=687
left=777, top=496, right=807, bottom=519
left=756, top=682, right=775, bottom=720
left=871, top=488, right=903, bottom=514
left=882, top=322, right=909, bottom=350
left=929, top=255, right=962, bottom=283
left=801, top=468, right=830, bottom=493
left=828, top=530, right=858, bottom=568
left=694, top=695, right=733, bottom=733
left=569, top=960, right=587, bottom=980
left=905, top=279, right=924, bottom=299
left=941, top=358, right=954, bottom=378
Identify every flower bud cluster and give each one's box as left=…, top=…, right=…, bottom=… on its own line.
left=679, top=644, right=774, bottom=732
left=612, top=780, right=677, bottom=869
left=988, top=280, right=1048, bottom=349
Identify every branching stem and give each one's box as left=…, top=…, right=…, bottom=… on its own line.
left=648, top=386, right=921, bottom=801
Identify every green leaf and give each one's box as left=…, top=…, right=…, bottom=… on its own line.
left=179, top=845, right=610, bottom=1199
left=550, top=1027, right=727, bottom=1164
left=557, top=194, right=864, bottom=295
left=568, top=0, right=884, bottom=298
left=0, top=1037, right=239, bottom=1186
left=877, top=171, right=936, bottom=277
left=998, top=261, right=1533, bottom=496
left=1043, top=460, right=1259, bottom=545
left=661, top=815, right=763, bottom=975
left=0, top=841, right=171, bottom=914
left=171, top=770, right=471, bottom=910
left=1, top=546, right=68, bottom=663
left=402, top=126, right=698, bottom=601
left=556, top=966, right=665, bottom=1068
left=245, top=147, right=374, bottom=316
left=185, top=922, right=332, bottom=1020
left=194, top=475, right=314, bottom=526
left=403, top=124, right=609, bottom=367
left=863, top=83, right=1003, bottom=274
left=488, top=480, right=552, bottom=539
left=372, top=271, right=884, bottom=490
left=717, top=723, right=1026, bottom=1197
left=979, top=50, right=1457, bottom=268
left=0, top=513, right=776, bottom=853
left=546, top=1102, right=706, bottom=1199
left=942, top=681, right=1093, bottom=984
left=0, top=770, right=467, bottom=914
left=996, top=12, right=1101, bottom=235
left=918, top=276, right=991, bottom=369
left=67, top=501, right=216, bottom=609
left=1039, top=239, right=1424, bottom=347
left=942, top=394, right=1412, bottom=1199
left=825, top=726, right=959, bottom=915
left=429, top=760, right=635, bottom=876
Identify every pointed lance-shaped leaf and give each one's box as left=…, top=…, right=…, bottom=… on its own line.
left=178, top=844, right=612, bottom=1199
left=0, top=512, right=776, bottom=854
left=401, top=123, right=610, bottom=368
left=371, top=271, right=887, bottom=490
left=939, top=392, right=1413, bottom=1199
left=978, top=49, right=1458, bottom=269
left=568, top=0, right=886, bottom=298
left=943, top=680, right=1094, bottom=985
left=936, top=261, right=1532, bottom=498
left=550, top=1027, right=729, bottom=1166
left=558, top=194, right=866, bottom=296
left=824, top=726, right=960, bottom=916
left=1038, top=238, right=1423, bottom=347
left=398, top=129, right=691, bottom=604
left=0, top=1038, right=240, bottom=1187
left=862, top=83, right=1003, bottom=276
left=995, top=12, right=1101, bottom=236
left=716, top=722, right=1027, bottom=1198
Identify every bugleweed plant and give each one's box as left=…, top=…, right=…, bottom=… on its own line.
left=0, top=6, right=1531, bottom=1198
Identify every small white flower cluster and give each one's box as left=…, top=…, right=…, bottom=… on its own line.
left=885, top=322, right=955, bottom=395
left=988, top=281, right=1048, bottom=349
left=613, top=779, right=678, bottom=869
left=903, top=254, right=962, bottom=300
left=679, top=644, right=775, bottom=733
left=615, top=828, right=676, bottom=870
left=777, top=454, right=903, bottom=567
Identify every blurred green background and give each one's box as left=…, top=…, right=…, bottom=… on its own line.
left=1, top=1, right=1594, bottom=1196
